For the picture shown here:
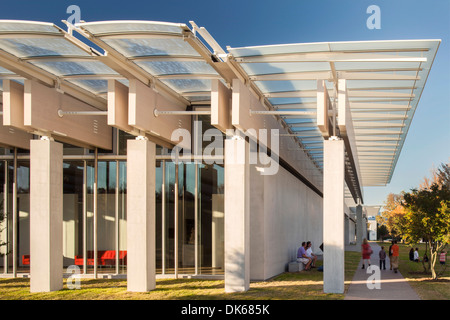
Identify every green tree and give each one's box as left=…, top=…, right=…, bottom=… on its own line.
left=401, top=184, right=450, bottom=279
left=377, top=193, right=405, bottom=240
left=377, top=224, right=389, bottom=240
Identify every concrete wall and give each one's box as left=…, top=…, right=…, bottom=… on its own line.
left=250, top=164, right=323, bottom=281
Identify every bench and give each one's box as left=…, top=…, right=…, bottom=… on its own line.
left=288, top=260, right=306, bottom=272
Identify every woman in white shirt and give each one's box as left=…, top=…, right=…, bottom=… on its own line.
left=306, top=241, right=317, bottom=268
left=414, top=248, right=420, bottom=262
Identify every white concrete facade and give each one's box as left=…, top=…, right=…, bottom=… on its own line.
left=29, top=140, right=63, bottom=292
left=323, top=139, right=345, bottom=294
left=224, top=138, right=250, bottom=292
left=356, top=205, right=364, bottom=245
left=126, top=139, right=156, bottom=292
left=250, top=164, right=323, bottom=281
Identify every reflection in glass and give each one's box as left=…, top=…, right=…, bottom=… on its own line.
left=16, top=161, right=30, bottom=273
left=97, top=161, right=116, bottom=274
left=199, top=163, right=224, bottom=275
left=118, top=161, right=127, bottom=274
left=178, top=163, right=196, bottom=273
left=86, top=161, right=95, bottom=273
left=155, top=160, right=162, bottom=273
left=63, top=161, right=84, bottom=271
left=0, top=161, right=6, bottom=273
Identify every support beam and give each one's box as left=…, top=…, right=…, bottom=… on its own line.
left=356, top=205, right=364, bottom=247
left=24, top=80, right=112, bottom=149
left=30, top=139, right=63, bottom=292
left=128, top=79, right=191, bottom=144
left=323, top=138, right=345, bottom=294
left=127, top=138, right=156, bottom=292
left=211, top=79, right=232, bottom=132
left=224, top=137, right=250, bottom=292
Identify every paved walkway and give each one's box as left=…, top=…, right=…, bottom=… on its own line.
left=345, top=242, right=421, bottom=300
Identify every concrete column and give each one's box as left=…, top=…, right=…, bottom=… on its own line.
left=224, top=137, right=250, bottom=292
left=323, top=139, right=345, bottom=294
left=30, top=139, right=63, bottom=292
left=127, top=138, right=156, bottom=292
left=356, top=204, right=363, bottom=246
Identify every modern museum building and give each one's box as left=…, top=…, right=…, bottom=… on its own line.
left=0, top=19, right=439, bottom=293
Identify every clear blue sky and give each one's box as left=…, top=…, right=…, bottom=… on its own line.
left=2, top=0, right=449, bottom=206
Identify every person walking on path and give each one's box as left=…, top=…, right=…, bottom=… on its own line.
left=345, top=242, right=421, bottom=300
left=390, top=240, right=400, bottom=273
left=379, top=246, right=387, bottom=270
left=361, top=238, right=373, bottom=269
left=388, top=241, right=394, bottom=270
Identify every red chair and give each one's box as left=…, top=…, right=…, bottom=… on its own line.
left=22, top=255, right=30, bottom=265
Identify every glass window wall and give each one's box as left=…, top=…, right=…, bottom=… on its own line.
left=0, top=125, right=225, bottom=278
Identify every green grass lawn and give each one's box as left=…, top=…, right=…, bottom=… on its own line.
left=0, top=251, right=361, bottom=300
left=3, top=246, right=447, bottom=300
left=378, top=241, right=450, bottom=300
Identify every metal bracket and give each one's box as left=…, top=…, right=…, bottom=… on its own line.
left=57, top=109, right=108, bottom=117
left=249, top=110, right=316, bottom=117
left=153, top=108, right=211, bottom=117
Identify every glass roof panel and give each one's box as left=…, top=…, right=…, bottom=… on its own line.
left=346, top=80, right=416, bottom=89
left=228, top=42, right=330, bottom=57
left=0, top=38, right=89, bottom=58
left=161, top=78, right=211, bottom=93
left=135, top=60, right=217, bottom=76
left=240, top=62, right=330, bottom=76
left=103, top=38, right=199, bottom=57
left=229, top=39, right=440, bottom=186
left=0, top=21, right=59, bottom=34
left=255, top=80, right=317, bottom=93
left=334, top=61, right=421, bottom=71
left=80, top=21, right=184, bottom=36
left=328, top=39, right=439, bottom=52
left=67, top=79, right=108, bottom=94
left=269, top=97, right=317, bottom=105
left=30, top=60, right=118, bottom=76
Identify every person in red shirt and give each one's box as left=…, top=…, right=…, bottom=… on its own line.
left=440, top=250, right=447, bottom=265
left=361, top=238, right=373, bottom=269
left=390, top=240, right=400, bottom=273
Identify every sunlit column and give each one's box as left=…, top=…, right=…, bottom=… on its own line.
left=323, top=138, right=345, bottom=294
left=30, top=139, right=63, bottom=292
left=127, top=138, right=156, bottom=292
left=224, top=137, right=250, bottom=292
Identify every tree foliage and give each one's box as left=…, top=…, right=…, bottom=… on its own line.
left=377, top=193, right=405, bottom=240
left=383, top=162, right=450, bottom=280
left=401, top=183, right=450, bottom=279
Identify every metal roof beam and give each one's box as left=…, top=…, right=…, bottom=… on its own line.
left=234, top=52, right=427, bottom=63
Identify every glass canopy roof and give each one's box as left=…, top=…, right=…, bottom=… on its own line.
left=228, top=39, right=440, bottom=186
left=78, top=21, right=222, bottom=102
left=0, top=20, right=440, bottom=188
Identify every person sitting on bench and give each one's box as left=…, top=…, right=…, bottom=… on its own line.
left=297, top=242, right=312, bottom=271
left=306, top=241, right=318, bottom=268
